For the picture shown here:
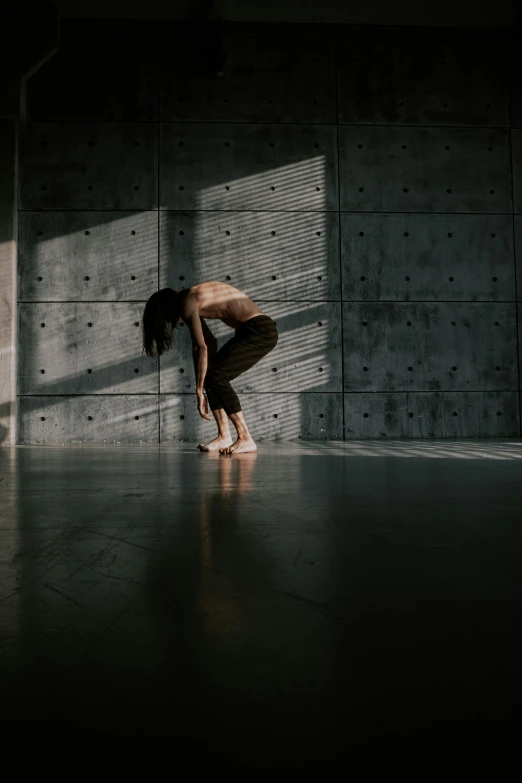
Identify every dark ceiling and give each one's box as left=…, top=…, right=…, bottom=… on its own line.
left=51, top=0, right=517, bottom=28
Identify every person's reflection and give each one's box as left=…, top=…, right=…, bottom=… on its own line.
left=131, top=447, right=333, bottom=752
left=197, top=452, right=258, bottom=633
left=144, top=449, right=266, bottom=724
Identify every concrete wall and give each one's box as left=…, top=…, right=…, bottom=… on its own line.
left=0, top=112, right=18, bottom=446
left=0, top=40, right=24, bottom=448
left=17, top=22, right=522, bottom=442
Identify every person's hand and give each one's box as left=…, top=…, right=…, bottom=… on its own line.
left=197, top=391, right=211, bottom=421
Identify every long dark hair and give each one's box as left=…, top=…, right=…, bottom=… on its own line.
left=142, top=288, right=185, bottom=357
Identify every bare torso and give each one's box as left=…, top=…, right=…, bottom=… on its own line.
left=185, top=281, right=265, bottom=330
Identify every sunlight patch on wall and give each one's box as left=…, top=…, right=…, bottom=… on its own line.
left=193, top=156, right=329, bottom=432
left=194, top=157, right=327, bottom=212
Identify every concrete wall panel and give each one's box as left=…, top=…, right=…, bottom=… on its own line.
left=159, top=211, right=340, bottom=300
left=19, top=303, right=157, bottom=394
left=160, top=392, right=343, bottom=441
left=510, top=95, right=522, bottom=128
left=510, top=44, right=522, bottom=129
left=341, top=213, right=515, bottom=302
left=160, top=302, right=342, bottom=394
left=19, top=212, right=158, bottom=301
left=344, top=392, right=520, bottom=438
left=337, top=32, right=508, bottom=126
left=0, top=120, right=17, bottom=446
left=343, top=302, right=517, bottom=392
left=13, top=25, right=522, bottom=443
left=160, top=36, right=336, bottom=123
left=516, top=217, right=522, bottom=302
left=517, top=318, right=522, bottom=392
left=512, top=130, right=522, bottom=214
left=511, top=90, right=522, bottom=130
left=19, top=395, right=158, bottom=444
left=27, top=58, right=157, bottom=121
left=339, top=126, right=511, bottom=213
left=19, top=122, right=157, bottom=210
left=160, top=123, right=338, bottom=211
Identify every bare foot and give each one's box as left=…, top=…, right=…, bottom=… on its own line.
left=197, top=434, right=233, bottom=452
left=219, top=436, right=257, bottom=455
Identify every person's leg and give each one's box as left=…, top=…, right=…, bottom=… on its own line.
left=203, top=316, right=278, bottom=455
left=197, top=345, right=233, bottom=451
left=197, top=407, right=232, bottom=451
left=225, top=410, right=255, bottom=449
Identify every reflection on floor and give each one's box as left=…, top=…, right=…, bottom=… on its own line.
left=1, top=440, right=522, bottom=771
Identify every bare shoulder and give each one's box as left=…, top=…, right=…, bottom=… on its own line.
left=179, top=287, right=199, bottom=318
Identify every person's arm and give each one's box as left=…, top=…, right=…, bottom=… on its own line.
left=190, top=348, right=207, bottom=393
left=182, top=296, right=208, bottom=393
left=193, top=319, right=217, bottom=388
left=199, top=318, right=218, bottom=352
left=187, top=319, right=208, bottom=393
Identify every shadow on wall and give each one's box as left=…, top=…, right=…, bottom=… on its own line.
left=16, top=152, right=334, bottom=442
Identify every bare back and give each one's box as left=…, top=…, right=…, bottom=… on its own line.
left=186, top=282, right=265, bottom=330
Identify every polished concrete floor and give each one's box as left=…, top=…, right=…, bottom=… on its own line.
left=1, top=440, right=522, bottom=771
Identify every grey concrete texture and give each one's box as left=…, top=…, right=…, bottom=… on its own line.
left=159, top=123, right=338, bottom=211
left=18, top=303, right=158, bottom=395
left=511, top=90, right=522, bottom=129
left=0, top=120, right=17, bottom=446
left=339, top=126, right=512, bottom=213
left=159, top=211, right=340, bottom=301
left=160, top=302, right=342, bottom=394
left=515, top=217, right=522, bottom=301
left=337, top=30, right=508, bottom=127
left=19, top=212, right=158, bottom=301
left=13, top=24, right=522, bottom=443
left=0, top=122, right=17, bottom=220
left=160, top=36, right=336, bottom=123
left=512, top=131, right=522, bottom=214
left=343, top=303, right=517, bottom=392
left=18, top=395, right=158, bottom=443
left=19, top=122, right=157, bottom=210
left=518, top=318, right=522, bottom=392
left=509, top=46, right=522, bottom=129
left=344, top=392, right=520, bottom=438
left=17, top=392, right=344, bottom=444
left=341, top=213, right=515, bottom=302
left=160, top=392, right=344, bottom=443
